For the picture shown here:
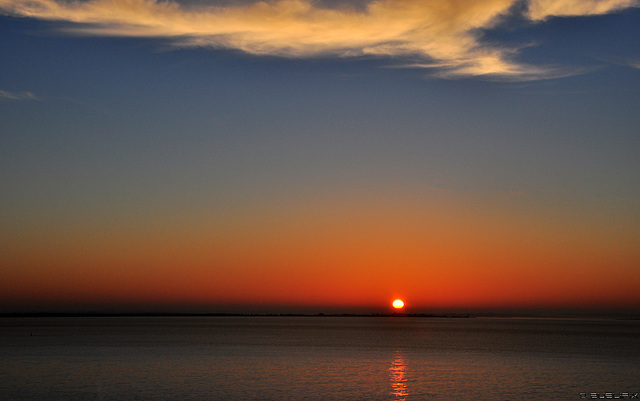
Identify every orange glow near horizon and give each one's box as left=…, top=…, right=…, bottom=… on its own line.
left=1, top=186, right=639, bottom=314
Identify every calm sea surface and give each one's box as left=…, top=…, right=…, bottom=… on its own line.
left=1, top=316, right=639, bottom=400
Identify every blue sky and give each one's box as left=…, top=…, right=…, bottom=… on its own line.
left=1, top=0, right=639, bottom=312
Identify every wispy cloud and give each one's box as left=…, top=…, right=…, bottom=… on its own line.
left=0, top=89, right=39, bottom=101
left=0, top=0, right=638, bottom=80
left=528, top=0, right=639, bottom=20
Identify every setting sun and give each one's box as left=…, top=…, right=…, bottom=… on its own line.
left=392, top=299, right=405, bottom=309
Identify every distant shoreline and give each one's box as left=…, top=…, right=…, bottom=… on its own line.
left=0, top=312, right=472, bottom=318
left=2, top=312, right=639, bottom=320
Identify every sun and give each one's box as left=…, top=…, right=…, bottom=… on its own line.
left=392, top=299, right=405, bottom=309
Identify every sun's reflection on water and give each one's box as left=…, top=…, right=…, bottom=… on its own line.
left=389, top=351, right=409, bottom=400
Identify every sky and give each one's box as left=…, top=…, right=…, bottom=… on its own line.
left=1, top=0, right=639, bottom=315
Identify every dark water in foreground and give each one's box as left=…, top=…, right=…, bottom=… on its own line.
left=1, top=316, right=639, bottom=400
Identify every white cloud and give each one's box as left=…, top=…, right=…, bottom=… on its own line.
left=0, top=0, right=638, bottom=80
left=0, top=90, right=39, bottom=101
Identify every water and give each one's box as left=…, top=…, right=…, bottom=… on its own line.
left=1, top=316, right=639, bottom=400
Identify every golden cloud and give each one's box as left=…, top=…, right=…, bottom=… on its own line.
left=1, top=0, right=638, bottom=79
left=528, top=0, right=639, bottom=20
